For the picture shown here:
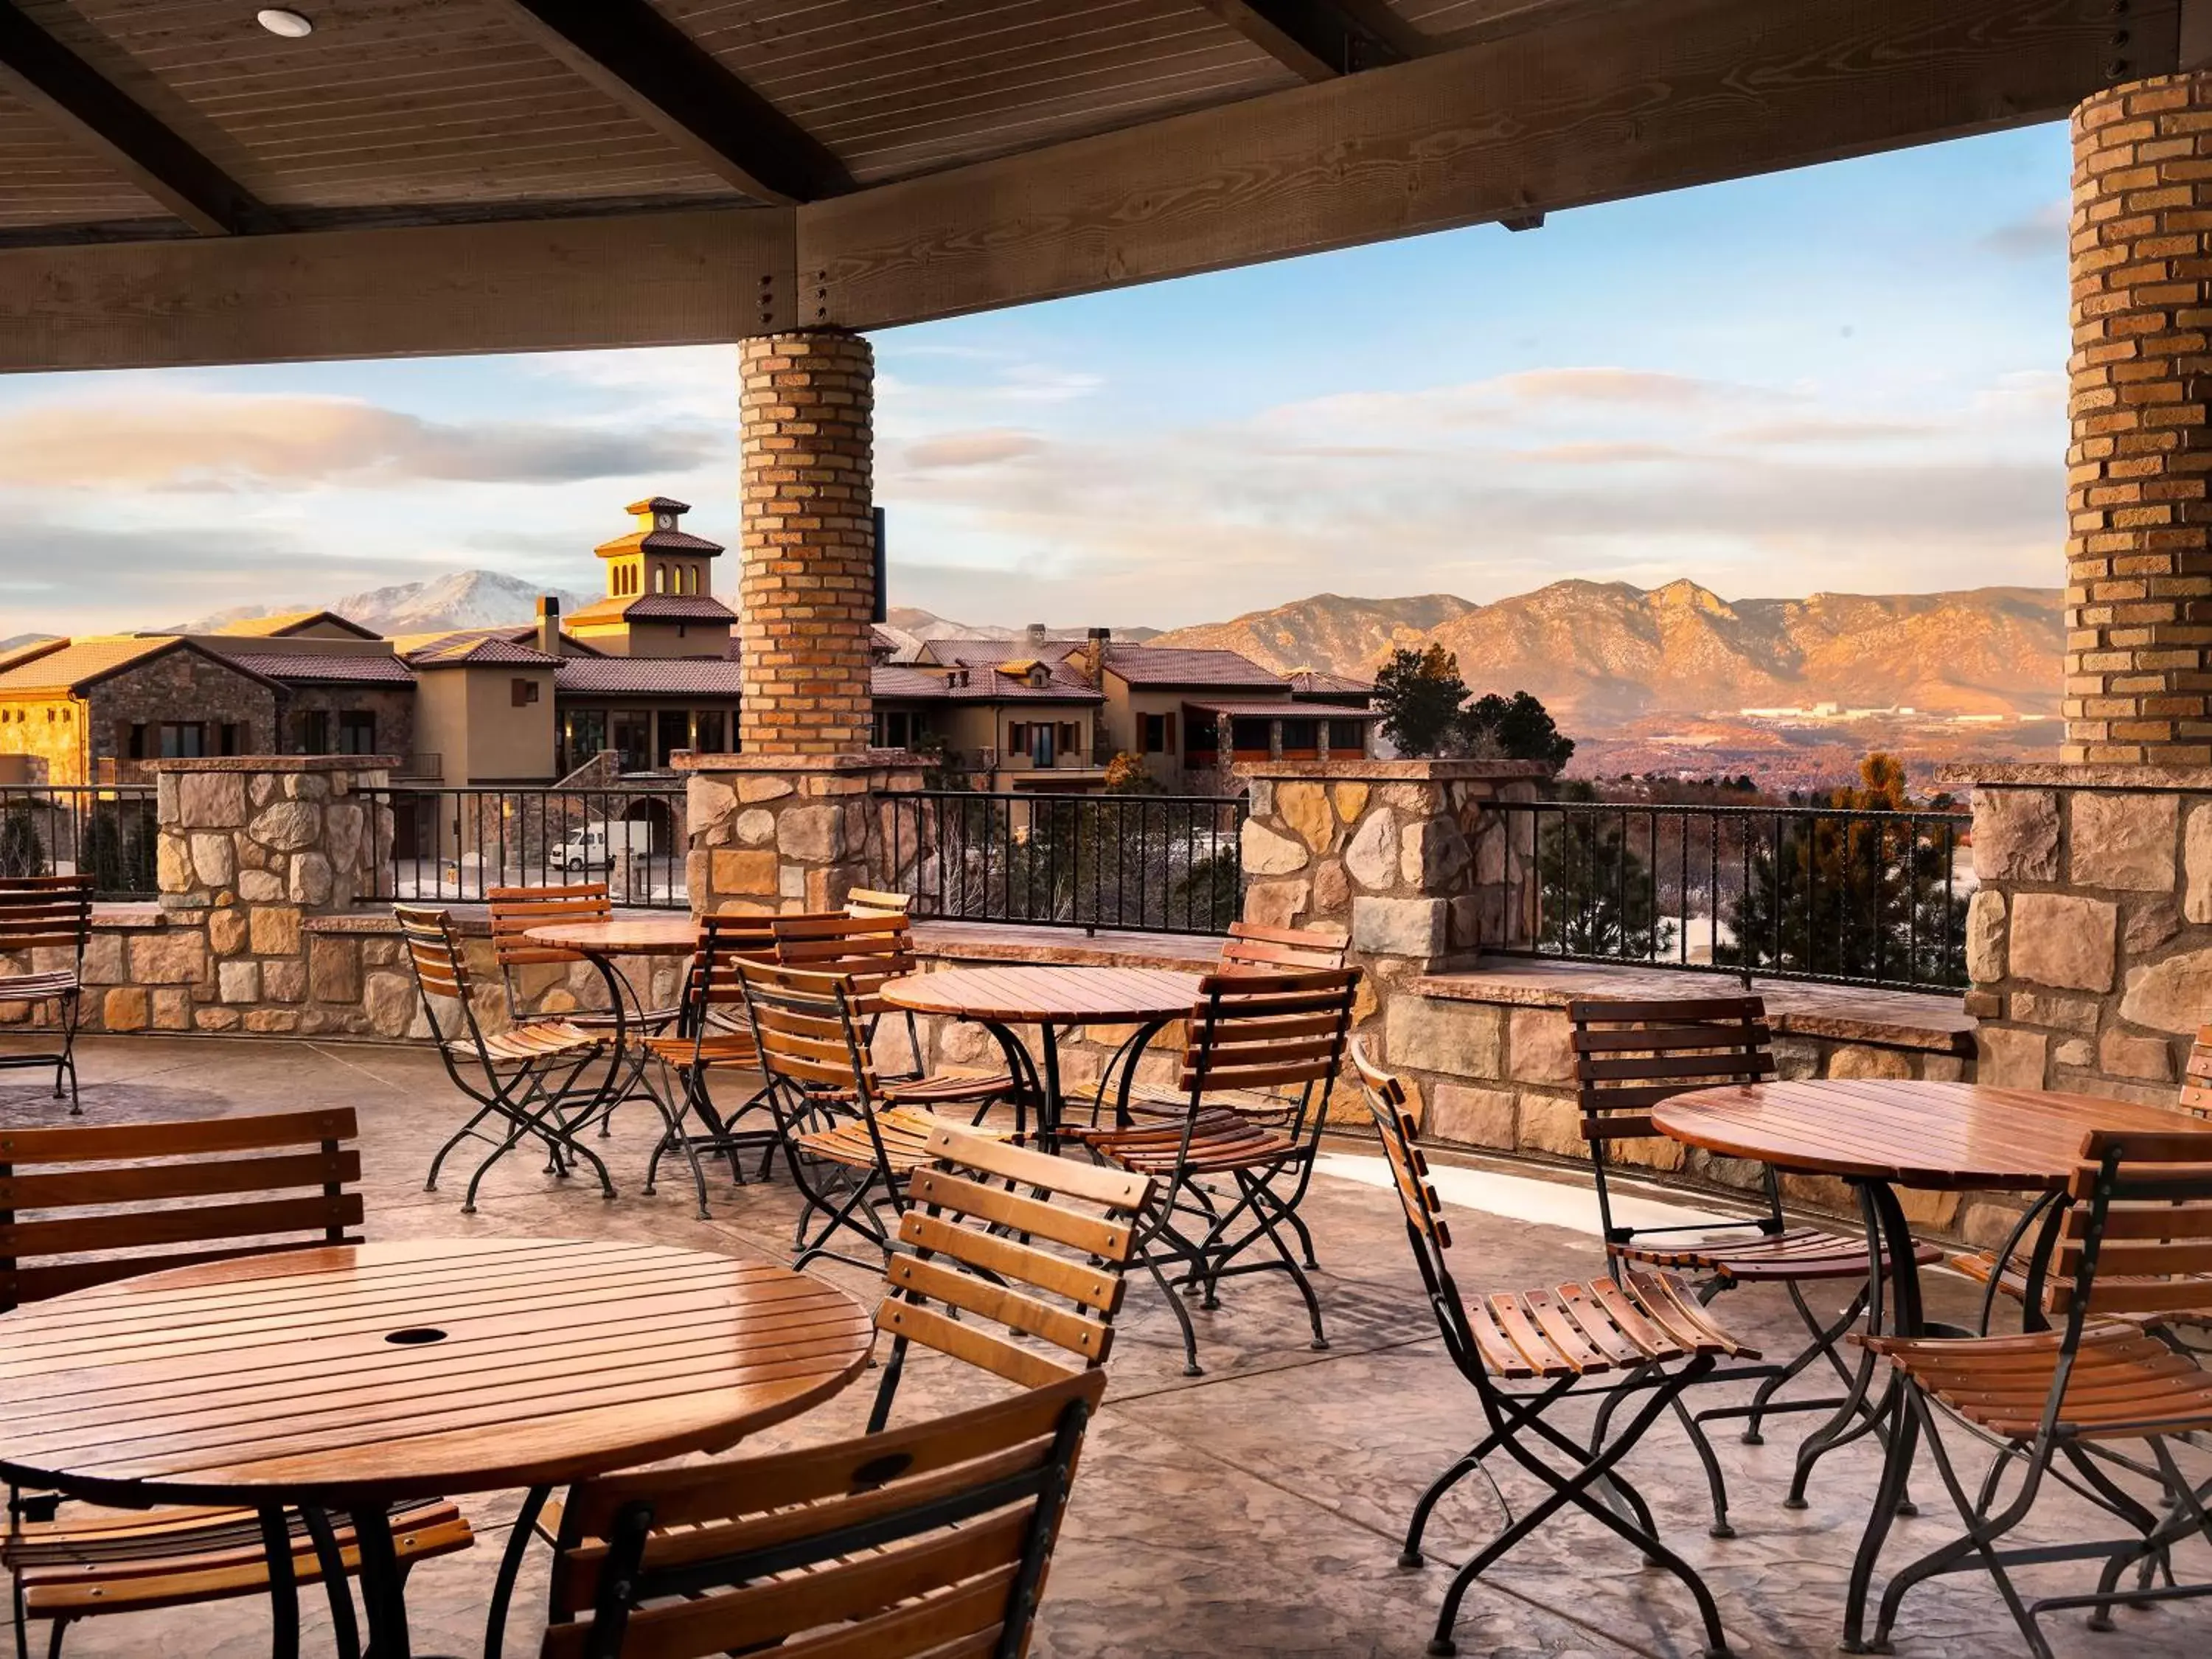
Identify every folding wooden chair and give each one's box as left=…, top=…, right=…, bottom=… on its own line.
left=0, top=877, right=92, bottom=1113
left=1568, top=995, right=1939, bottom=1506
left=1077, top=967, right=1357, bottom=1376
left=844, top=886, right=914, bottom=918
left=737, top=960, right=982, bottom=1272
left=486, top=883, right=681, bottom=1138
left=1860, top=1127, right=2212, bottom=1658
left=398, top=905, right=617, bottom=1214
left=771, top=910, right=1018, bottom=1117
left=0, top=1111, right=473, bottom=1658
left=1950, top=1020, right=2212, bottom=1333
left=1087, top=919, right=1349, bottom=1127
left=1354, top=1043, right=1759, bottom=1659
left=481, top=1126, right=1150, bottom=1657
left=532, top=1368, right=1105, bottom=1659
left=633, top=912, right=792, bottom=1211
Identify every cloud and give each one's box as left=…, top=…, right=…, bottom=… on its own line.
left=905, top=430, right=1046, bottom=469
left=1722, top=418, right=1941, bottom=446
left=1488, top=368, right=1730, bottom=406
left=0, top=396, right=722, bottom=491
left=1981, top=199, right=2068, bottom=260
left=1512, top=442, right=1691, bottom=465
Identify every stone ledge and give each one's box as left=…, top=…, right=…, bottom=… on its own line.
left=1234, top=759, right=1551, bottom=783
left=1411, top=956, right=1973, bottom=1054
left=673, top=751, right=917, bottom=773
left=88, top=903, right=167, bottom=931
left=305, top=907, right=494, bottom=936
left=144, top=756, right=399, bottom=773
left=1939, top=762, right=2212, bottom=792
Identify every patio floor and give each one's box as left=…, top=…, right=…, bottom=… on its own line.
left=1, top=1032, right=2207, bottom=1659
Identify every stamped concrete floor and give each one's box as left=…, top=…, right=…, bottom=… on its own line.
left=1, top=1033, right=2208, bottom=1659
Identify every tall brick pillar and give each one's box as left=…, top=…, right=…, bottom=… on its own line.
left=737, top=330, right=874, bottom=756
left=2067, top=74, right=2212, bottom=764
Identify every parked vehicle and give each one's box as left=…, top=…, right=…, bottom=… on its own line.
left=550, top=821, right=653, bottom=872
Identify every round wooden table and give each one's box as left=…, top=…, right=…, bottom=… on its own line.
left=1652, top=1077, right=2198, bottom=1649
left=0, top=1237, right=872, bottom=1659
left=880, top=964, right=1203, bottom=1147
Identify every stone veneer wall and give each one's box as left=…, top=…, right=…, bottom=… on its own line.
left=682, top=754, right=924, bottom=915
left=1960, top=764, right=2212, bottom=1107
left=735, top=330, right=876, bottom=757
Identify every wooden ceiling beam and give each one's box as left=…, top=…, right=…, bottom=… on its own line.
left=1193, top=1, right=1429, bottom=80
left=0, top=0, right=264, bottom=236
left=498, top=0, right=852, bottom=205
left=0, top=206, right=794, bottom=372
left=803, top=0, right=2169, bottom=333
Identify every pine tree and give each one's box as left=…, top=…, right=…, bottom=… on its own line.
left=1536, top=812, right=1674, bottom=959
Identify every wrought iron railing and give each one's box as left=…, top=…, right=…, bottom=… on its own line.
left=361, top=785, right=689, bottom=908
left=1486, top=800, right=1972, bottom=992
left=0, top=786, right=160, bottom=899
left=880, top=790, right=1245, bottom=936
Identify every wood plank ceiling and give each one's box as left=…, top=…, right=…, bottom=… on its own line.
left=0, top=0, right=2175, bottom=369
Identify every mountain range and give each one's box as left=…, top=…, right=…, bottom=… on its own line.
left=172, top=571, right=590, bottom=636
left=1149, top=580, right=2064, bottom=722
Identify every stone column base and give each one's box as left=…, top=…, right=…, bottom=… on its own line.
left=680, top=753, right=922, bottom=914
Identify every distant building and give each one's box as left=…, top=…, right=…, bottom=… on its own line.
left=0, top=502, right=1377, bottom=793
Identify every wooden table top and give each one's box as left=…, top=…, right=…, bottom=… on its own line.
left=1652, top=1079, right=2202, bottom=1192
left=880, top=964, right=1204, bottom=1024
left=524, top=916, right=698, bottom=954
left=0, top=1237, right=872, bottom=1507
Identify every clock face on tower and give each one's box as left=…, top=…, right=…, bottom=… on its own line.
left=656, top=513, right=672, bottom=529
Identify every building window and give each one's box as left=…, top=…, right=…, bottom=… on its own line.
left=653, top=565, right=666, bottom=594
left=125, top=723, right=146, bottom=759
left=692, top=710, right=726, bottom=753
left=1007, top=722, right=1054, bottom=766
left=217, top=723, right=243, bottom=757
left=511, top=678, right=540, bottom=708
left=1280, top=718, right=1318, bottom=753
left=297, top=710, right=330, bottom=754
left=874, top=709, right=916, bottom=748
left=1140, top=712, right=1176, bottom=754
left=611, top=711, right=650, bottom=773
left=1329, top=718, right=1368, bottom=754
left=159, top=723, right=206, bottom=759
left=338, top=712, right=376, bottom=754
left=655, top=709, right=689, bottom=768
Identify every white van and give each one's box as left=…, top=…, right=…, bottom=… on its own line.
left=550, top=821, right=653, bottom=872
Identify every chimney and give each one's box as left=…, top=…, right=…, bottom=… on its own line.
left=536, top=595, right=560, bottom=657
left=1081, top=627, right=1110, bottom=688
left=1025, top=622, right=1049, bottom=653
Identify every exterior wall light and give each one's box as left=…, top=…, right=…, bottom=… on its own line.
left=256, top=9, right=313, bottom=37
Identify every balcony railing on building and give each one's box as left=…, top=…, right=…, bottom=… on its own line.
left=361, top=784, right=689, bottom=908
left=1489, top=799, right=1972, bottom=992
left=882, top=790, right=1245, bottom=936
left=0, top=786, right=160, bottom=898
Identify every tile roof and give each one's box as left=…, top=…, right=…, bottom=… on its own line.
left=404, top=636, right=558, bottom=668
left=228, top=653, right=417, bottom=686
left=870, top=663, right=1102, bottom=703
left=1286, top=669, right=1374, bottom=696
left=566, top=594, right=737, bottom=626
left=917, top=637, right=1085, bottom=669
left=628, top=495, right=691, bottom=515
left=1103, top=645, right=1284, bottom=689
left=554, top=658, right=745, bottom=696
left=209, top=610, right=380, bottom=640
left=0, top=637, right=276, bottom=695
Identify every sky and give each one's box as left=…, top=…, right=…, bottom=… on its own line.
left=0, top=119, right=2073, bottom=639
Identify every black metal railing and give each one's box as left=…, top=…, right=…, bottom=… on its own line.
left=361, top=785, right=689, bottom=908
left=880, top=790, right=1245, bottom=936
left=0, top=786, right=160, bottom=899
left=1488, top=800, right=1972, bottom=992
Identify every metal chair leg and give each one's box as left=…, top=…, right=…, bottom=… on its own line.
left=484, top=1485, right=549, bottom=1659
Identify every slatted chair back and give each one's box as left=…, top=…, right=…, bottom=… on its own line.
left=485, top=883, right=611, bottom=968
left=736, top=961, right=876, bottom=1101
left=1180, top=968, right=1358, bottom=1138
left=1568, top=995, right=1781, bottom=1259
left=1219, top=919, right=1349, bottom=973
left=770, top=911, right=914, bottom=1016
left=874, top=1127, right=1156, bottom=1427
left=0, top=877, right=92, bottom=961
left=0, top=1110, right=364, bottom=1312
left=2048, top=1128, right=2212, bottom=1325
left=686, top=913, right=782, bottom=1020
left=393, top=904, right=479, bottom=1037
left=538, top=1368, right=1105, bottom=1659
left=844, top=886, right=913, bottom=919
left=1351, top=1042, right=1486, bottom=1388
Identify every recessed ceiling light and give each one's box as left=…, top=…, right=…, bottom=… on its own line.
left=255, top=8, right=313, bottom=37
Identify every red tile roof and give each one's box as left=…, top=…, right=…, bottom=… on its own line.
left=1184, top=698, right=1380, bottom=718
left=405, top=636, right=557, bottom=667
left=555, top=658, right=745, bottom=696
left=871, top=664, right=1101, bottom=703
left=1104, top=645, right=1283, bottom=689
left=229, top=653, right=417, bottom=686
left=566, top=593, right=736, bottom=626
left=1286, top=669, right=1374, bottom=696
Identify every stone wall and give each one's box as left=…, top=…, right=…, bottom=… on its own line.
left=1958, top=764, right=2212, bottom=1107
left=682, top=754, right=923, bottom=914
left=91, top=650, right=280, bottom=783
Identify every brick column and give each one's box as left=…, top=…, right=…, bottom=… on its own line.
left=2066, top=74, right=2212, bottom=764
left=737, top=330, right=875, bottom=757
